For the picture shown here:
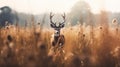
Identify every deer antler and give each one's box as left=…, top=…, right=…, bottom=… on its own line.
left=50, top=12, right=54, bottom=24
left=59, top=13, right=66, bottom=28
left=50, top=12, right=56, bottom=28
left=61, top=13, right=66, bottom=23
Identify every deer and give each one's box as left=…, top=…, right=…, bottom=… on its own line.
left=48, top=12, right=65, bottom=58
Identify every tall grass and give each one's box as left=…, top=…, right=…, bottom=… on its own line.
left=0, top=19, right=120, bottom=67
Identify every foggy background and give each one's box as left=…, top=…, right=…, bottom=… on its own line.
left=0, top=0, right=120, bottom=28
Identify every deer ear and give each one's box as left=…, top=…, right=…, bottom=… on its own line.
left=50, top=23, right=55, bottom=28
left=60, top=23, right=64, bottom=28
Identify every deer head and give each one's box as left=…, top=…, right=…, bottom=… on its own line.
left=50, top=12, right=66, bottom=29
left=50, top=12, right=66, bottom=36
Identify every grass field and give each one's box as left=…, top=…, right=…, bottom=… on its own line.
left=0, top=22, right=120, bottom=67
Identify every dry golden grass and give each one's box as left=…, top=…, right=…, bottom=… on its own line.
left=0, top=23, right=120, bottom=67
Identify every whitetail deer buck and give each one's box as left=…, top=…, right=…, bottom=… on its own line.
left=49, top=12, right=65, bottom=52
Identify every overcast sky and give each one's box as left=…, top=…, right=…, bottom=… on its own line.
left=0, top=0, right=120, bottom=14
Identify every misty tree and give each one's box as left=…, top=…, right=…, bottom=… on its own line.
left=68, top=1, right=93, bottom=26
left=0, top=6, right=18, bottom=27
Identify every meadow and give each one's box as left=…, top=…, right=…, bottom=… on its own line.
left=0, top=20, right=120, bottom=67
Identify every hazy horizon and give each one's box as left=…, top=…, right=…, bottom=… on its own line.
left=0, top=0, right=120, bottom=14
